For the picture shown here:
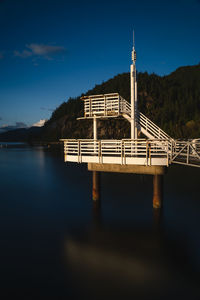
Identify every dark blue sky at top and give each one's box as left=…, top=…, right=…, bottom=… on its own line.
left=0, top=0, right=200, bottom=128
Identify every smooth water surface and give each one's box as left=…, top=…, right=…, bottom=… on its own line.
left=1, top=146, right=200, bottom=299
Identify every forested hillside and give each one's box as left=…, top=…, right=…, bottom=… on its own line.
left=40, top=64, right=200, bottom=141
left=1, top=64, right=199, bottom=143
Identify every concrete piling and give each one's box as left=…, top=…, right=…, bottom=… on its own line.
left=153, top=174, right=163, bottom=209
left=92, top=171, right=100, bottom=201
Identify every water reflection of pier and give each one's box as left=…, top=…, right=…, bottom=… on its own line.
left=65, top=198, right=199, bottom=300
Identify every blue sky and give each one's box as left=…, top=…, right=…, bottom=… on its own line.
left=0, top=0, right=200, bottom=129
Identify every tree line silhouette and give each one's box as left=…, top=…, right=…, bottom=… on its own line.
left=40, top=64, right=200, bottom=141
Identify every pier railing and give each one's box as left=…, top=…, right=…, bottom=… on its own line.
left=82, top=93, right=121, bottom=117
left=61, top=139, right=170, bottom=166
left=82, top=93, right=132, bottom=118
left=120, top=97, right=131, bottom=115
left=61, top=138, right=200, bottom=167
left=171, top=139, right=200, bottom=167
left=136, top=112, right=171, bottom=141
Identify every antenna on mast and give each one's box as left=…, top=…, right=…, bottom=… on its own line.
left=132, top=29, right=136, bottom=62
left=130, top=29, right=137, bottom=139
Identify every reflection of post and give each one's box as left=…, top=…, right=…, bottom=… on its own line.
left=153, top=205, right=163, bottom=230
left=93, top=195, right=101, bottom=227
left=92, top=171, right=101, bottom=201
left=153, top=174, right=163, bottom=209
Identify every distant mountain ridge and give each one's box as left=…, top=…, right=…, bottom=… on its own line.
left=0, top=127, right=42, bottom=142
left=1, top=64, right=200, bottom=142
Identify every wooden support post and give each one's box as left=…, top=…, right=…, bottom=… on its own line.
left=92, top=171, right=100, bottom=201
left=92, top=171, right=101, bottom=228
left=93, top=116, right=97, bottom=140
left=153, top=174, right=163, bottom=209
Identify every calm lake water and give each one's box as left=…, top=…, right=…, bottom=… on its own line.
left=1, top=145, right=200, bottom=299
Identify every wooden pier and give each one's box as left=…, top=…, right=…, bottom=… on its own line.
left=61, top=35, right=200, bottom=215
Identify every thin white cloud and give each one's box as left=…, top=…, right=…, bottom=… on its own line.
left=14, top=43, right=66, bottom=60
left=40, top=106, right=54, bottom=112
left=28, top=44, right=65, bottom=56
left=32, top=119, right=46, bottom=127
left=14, top=49, right=32, bottom=58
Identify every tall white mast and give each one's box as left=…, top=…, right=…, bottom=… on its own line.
left=130, top=30, right=138, bottom=139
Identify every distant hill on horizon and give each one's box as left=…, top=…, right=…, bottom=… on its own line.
left=0, top=126, right=42, bottom=142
